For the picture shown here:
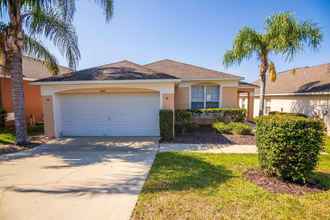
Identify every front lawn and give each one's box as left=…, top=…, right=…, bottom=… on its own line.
left=0, top=131, right=15, bottom=144
left=0, top=125, right=46, bottom=155
left=0, top=124, right=44, bottom=145
left=325, top=136, right=330, bottom=154
left=132, top=153, right=330, bottom=219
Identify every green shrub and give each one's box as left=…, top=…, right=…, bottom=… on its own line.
left=0, top=108, right=6, bottom=130
left=28, top=123, right=44, bottom=135
left=175, top=110, right=193, bottom=134
left=269, top=111, right=308, bottom=118
left=159, top=110, right=174, bottom=141
left=213, top=122, right=232, bottom=134
left=213, top=122, right=252, bottom=135
left=228, top=122, right=252, bottom=135
left=191, top=108, right=246, bottom=123
left=256, top=115, right=325, bottom=183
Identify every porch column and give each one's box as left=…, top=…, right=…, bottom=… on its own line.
left=247, top=92, right=254, bottom=120
left=42, top=96, right=55, bottom=138
left=160, top=89, right=175, bottom=138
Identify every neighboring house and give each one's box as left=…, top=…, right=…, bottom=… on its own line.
left=33, top=59, right=254, bottom=138
left=0, top=56, right=70, bottom=125
left=253, top=63, right=330, bottom=134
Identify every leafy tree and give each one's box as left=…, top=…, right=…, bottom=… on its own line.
left=0, top=0, right=113, bottom=144
left=223, top=12, right=322, bottom=116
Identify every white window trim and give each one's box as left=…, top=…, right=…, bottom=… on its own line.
left=190, top=84, right=221, bottom=109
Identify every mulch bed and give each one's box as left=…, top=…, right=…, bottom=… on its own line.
left=167, top=127, right=256, bottom=145
left=0, top=135, right=49, bottom=156
left=244, top=169, right=328, bottom=195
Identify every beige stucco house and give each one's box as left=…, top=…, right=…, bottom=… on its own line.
left=253, top=63, right=330, bottom=134
left=33, top=59, right=253, bottom=138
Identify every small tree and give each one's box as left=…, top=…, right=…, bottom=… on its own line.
left=223, top=12, right=322, bottom=116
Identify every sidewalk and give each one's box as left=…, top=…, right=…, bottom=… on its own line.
left=159, top=143, right=257, bottom=153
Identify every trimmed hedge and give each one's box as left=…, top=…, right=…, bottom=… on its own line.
left=269, top=111, right=308, bottom=118
left=213, top=122, right=252, bottom=135
left=256, top=115, right=325, bottom=183
left=159, top=110, right=174, bottom=141
left=175, top=110, right=194, bottom=135
left=191, top=108, right=246, bottom=123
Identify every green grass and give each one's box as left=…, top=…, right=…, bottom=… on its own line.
left=324, top=136, right=330, bottom=154
left=0, top=124, right=44, bottom=145
left=132, top=153, right=330, bottom=219
left=0, top=131, right=15, bottom=144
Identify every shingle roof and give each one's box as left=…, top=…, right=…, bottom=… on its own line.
left=144, top=59, right=241, bottom=80
left=22, top=56, right=71, bottom=79
left=254, top=63, right=330, bottom=95
left=35, top=60, right=177, bottom=82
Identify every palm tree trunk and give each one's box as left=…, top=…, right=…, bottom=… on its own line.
left=258, top=73, right=266, bottom=116
left=7, top=0, right=28, bottom=145
left=8, top=52, right=28, bottom=144
left=258, top=54, right=268, bottom=116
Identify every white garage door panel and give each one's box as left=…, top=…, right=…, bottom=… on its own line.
left=59, top=93, right=160, bottom=136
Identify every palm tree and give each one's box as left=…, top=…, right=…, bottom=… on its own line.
left=0, top=1, right=113, bottom=145
left=223, top=12, right=322, bottom=116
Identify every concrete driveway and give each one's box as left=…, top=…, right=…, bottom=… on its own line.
left=0, top=137, right=158, bottom=220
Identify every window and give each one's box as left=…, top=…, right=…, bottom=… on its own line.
left=191, top=85, right=204, bottom=109
left=191, top=85, right=220, bottom=109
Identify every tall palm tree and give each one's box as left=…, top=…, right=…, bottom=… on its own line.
left=223, top=12, right=322, bottom=116
left=0, top=0, right=113, bottom=145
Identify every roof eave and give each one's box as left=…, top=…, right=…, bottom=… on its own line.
left=31, top=78, right=182, bottom=86
left=1, top=74, right=37, bottom=81
left=254, top=92, right=330, bottom=96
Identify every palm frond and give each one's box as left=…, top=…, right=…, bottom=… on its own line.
left=0, top=20, right=8, bottom=32
left=300, top=20, right=323, bottom=49
left=23, top=0, right=76, bottom=21
left=0, top=0, right=8, bottom=19
left=22, top=0, right=53, bottom=12
left=0, top=21, right=9, bottom=72
left=23, top=34, right=60, bottom=74
left=265, top=12, right=322, bottom=61
left=24, top=7, right=80, bottom=69
left=94, top=0, right=113, bottom=22
left=223, top=27, right=263, bottom=67
left=56, top=0, right=75, bottom=21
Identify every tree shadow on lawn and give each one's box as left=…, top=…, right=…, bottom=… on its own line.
left=141, top=152, right=234, bottom=193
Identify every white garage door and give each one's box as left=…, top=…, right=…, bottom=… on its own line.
left=59, top=93, right=160, bottom=136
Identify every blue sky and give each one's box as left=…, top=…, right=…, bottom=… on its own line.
left=49, top=0, right=330, bottom=82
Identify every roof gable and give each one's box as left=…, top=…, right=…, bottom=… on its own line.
left=254, top=63, right=330, bottom=95
left=144, top=59, right=241, bottom=80
left=22, top=56, right=71, bottom=79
